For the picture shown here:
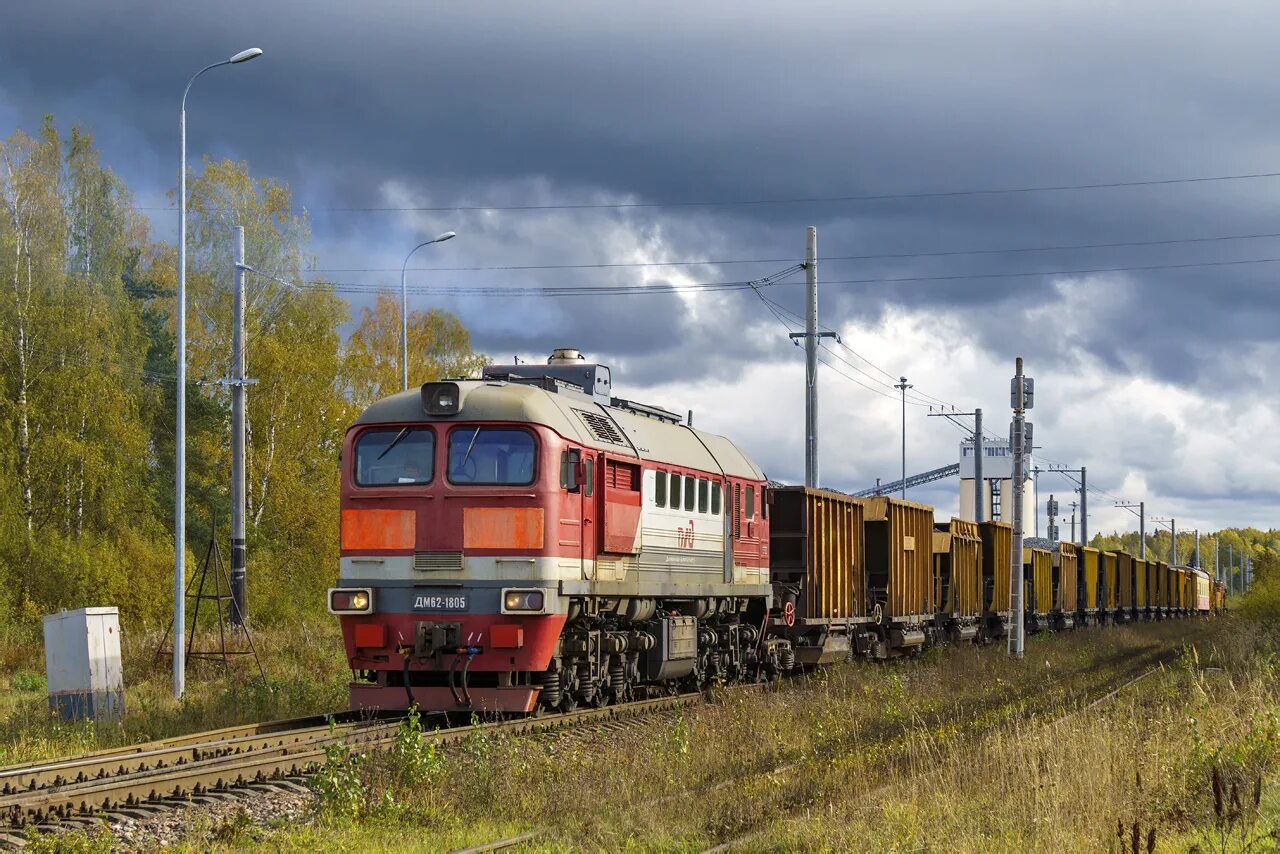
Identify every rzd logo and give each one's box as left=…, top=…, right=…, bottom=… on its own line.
left=676, top=520, right=695, bottom=549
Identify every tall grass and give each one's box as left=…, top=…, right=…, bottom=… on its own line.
left=0, top=621, right=349, bottom=766
left=205, top=621, right=1207, bottom=852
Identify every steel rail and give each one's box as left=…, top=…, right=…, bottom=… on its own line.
left=2, top=691, right=705, bottom=834
left=0, top=715, right=392, bottom=796
left=0, top=709, right=385, bottom=780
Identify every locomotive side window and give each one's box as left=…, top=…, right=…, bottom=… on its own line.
left=684, top=477, right=695, bottom=512
left=583, top=458, right=594, bottom=496
left=746, top=486, right=756, bottom=519
left=354, top=427, right=434, bottom=486
left=655, top=471, right=667, bottom=507
left=559, top=449, right=581, bottom=492
left=711, top=482, right=721, bottom=515
left=447, top=427, right=537, bottom=485
left=698, top=479, right=709, bottom=514
left=670, top=474, right=681, bottom=509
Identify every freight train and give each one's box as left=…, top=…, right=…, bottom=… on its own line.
left=328, top=350, right=1217, bottom=713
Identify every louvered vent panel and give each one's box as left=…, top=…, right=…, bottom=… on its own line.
left=414, top=551, right=463, bottom=572
left=574, top=409, right=627, bottom=445
left=606, top=460, right=640, bottom=490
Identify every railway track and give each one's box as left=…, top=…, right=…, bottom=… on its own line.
left=0, top=692, right=705, bottom=846
left=697, top=653, right=1177, bottom=853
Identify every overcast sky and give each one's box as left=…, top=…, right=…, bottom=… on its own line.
left=3, top=0, right=1278, bottom=539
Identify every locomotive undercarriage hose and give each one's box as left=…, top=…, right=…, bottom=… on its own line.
left=447, top=653, right=463, bottom=707
left=402, top=655, right=418, bottom=710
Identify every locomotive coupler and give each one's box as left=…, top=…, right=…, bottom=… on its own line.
left=414, top=621, right=461, bottom=659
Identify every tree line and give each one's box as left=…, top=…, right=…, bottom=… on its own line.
left=0, top=116, right=485, bottom=635
left=1089, top=527, right=1278, bottom=590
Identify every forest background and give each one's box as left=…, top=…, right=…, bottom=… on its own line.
left=0, top=116, right=1274, bottom=643
left=0, top=117, right=485, bottom=642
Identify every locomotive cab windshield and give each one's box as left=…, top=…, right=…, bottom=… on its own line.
left=447, top=426, right=537, bottom=485
left=354, top=426, right=434, bottom=486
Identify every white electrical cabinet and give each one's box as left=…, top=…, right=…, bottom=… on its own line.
left=43, top=607, right=124, bottom=722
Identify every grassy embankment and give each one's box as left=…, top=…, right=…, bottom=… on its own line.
left=151, top=615, right=1280, bottom=853
left=0, top=621, right=349, bottom=767
left=16, top=599, right=1280, bottom=852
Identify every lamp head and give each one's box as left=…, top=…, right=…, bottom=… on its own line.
left=229, top=48, right=264, bottom=64
left=433, top=231, right=457, bottom=243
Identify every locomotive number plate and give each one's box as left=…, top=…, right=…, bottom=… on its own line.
left=412, top=594, right=469, bottom=612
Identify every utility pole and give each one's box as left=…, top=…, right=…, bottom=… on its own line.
left=805, top=227, right=819, bottom=488
left=895, top=377, right=912, bottom=499
left=1079, top=466, right=1087, bottom=547
left=1152, top=517, right=1176, bottom=563
left=1194, top=530, right=1200, bottom=569
left=973, top=409, right=984, bottom=523
left=1047, top=464, right=1086, bottom=546
left=1007, top=357, right=1032, bottom=659
left=929, top=408, right=984, bottom=520
left=1139, top=501, right=1145, bottom=558
left=1047, top=494, right=1059, bottom=541
left=1229, top=542, right=1234, bottom=595
left=230, top=226, right=248, bottom=627
left=1215, top=535, right=1220, bottom=583
left=790, top=228, right=835, bottom=488
left=1069, top=501, right=1077, bottom=543
left=1117, top=501, right=1146, bottom=557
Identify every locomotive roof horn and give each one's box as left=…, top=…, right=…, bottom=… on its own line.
left=548, top=348, right=585, bottom=364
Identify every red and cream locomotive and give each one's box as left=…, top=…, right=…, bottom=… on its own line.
left=329, top=349, right=783, bottom=713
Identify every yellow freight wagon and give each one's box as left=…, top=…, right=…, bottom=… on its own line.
left=1024, top=545, right=1053, bottom=632
left=1116, top=551, right=1135, bottom=621
left=1141, top=558, right=1152, bottom=612
left=1099, top=550, right=1118, bottom=616
left=932, top=519, right=982, bottom=620
left=1054, top=543, right=1079, bottom=630
left=861, top=496, right=934, bottom=654
left=978, top=520, right=1013, bottom=641
left=1081, top=546, right=1101, bottom=622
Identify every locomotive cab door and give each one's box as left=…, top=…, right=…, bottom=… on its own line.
left=560, top=447, right=596, bottom=581
left=598, top=455, right=642, bottom=556
left=729, top=480, right=762, bottom=583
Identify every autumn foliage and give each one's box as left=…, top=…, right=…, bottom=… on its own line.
left=0, top=116, right=484, bottom=634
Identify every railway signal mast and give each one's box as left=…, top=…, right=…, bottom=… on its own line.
left=1008, top=358, right=1032, bottom=659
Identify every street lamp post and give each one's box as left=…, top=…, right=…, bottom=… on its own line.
left=894, top=377, right=912, bottom=499
left=176, top=46, right=263, bottom=700
left=400, top=232, right=457, bottom=391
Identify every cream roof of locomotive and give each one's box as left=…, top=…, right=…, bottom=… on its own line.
left=356, top=380, right=765, bottom=480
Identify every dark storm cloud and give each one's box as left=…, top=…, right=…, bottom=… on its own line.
left=4, top=0, right=1280, bottom=529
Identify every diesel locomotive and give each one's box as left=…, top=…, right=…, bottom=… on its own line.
left=328, top=349, right=1216, bottom=713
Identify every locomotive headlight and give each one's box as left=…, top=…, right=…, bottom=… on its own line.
left=422, top=381, right=461, bottom=415
left=502, top=589, right=545, bottom=612
left=328, top=587, right=375, bottom=614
